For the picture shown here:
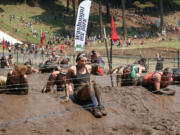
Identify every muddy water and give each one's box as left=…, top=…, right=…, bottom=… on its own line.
left=0, top=72, right=180, bottom=135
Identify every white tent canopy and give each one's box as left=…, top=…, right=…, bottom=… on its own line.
left=0, top=30, right=23, bottom=45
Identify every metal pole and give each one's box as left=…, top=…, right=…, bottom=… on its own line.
left=3, top=47, right=4, bottom=57
left=110, top=40, right=114, bottom=87
left=178, top=49, right=180, bottom=68
left=17, top=48, right=18, bottom=64
left=104, top=27, right=113, bottom=87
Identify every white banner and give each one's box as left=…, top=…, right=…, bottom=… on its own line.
left=74, top=0, right=92, bottom=52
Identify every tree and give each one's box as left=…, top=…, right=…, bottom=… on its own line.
left=72, top=0, right=75, bottom=23
left=121, top=0, right=127, bottom=40
left=78, top=0, right=82, bottom=5
left=66, top=0, right=69, bottom=13
left=106, top=0, right=110, bottom=23
left=99, top=0, right=103, bottom=38
left=160, top=0, right=164, bottom=32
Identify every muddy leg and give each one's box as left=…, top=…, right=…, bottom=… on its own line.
left=116, top=74, right=122, bottom=87
left=19, top=75, right=29, bottom=95
left=92, top=80, right=107, bottom=116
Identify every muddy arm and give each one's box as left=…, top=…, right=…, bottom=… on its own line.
left=65, top=68, right=73, bottom=102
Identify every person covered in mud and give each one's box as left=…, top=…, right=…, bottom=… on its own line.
left=6, top=65, right=29, bottom=95
left=51, top=51, right=59, bottom=62
left=143, top=67, right=175, bottom=95
left=24, top=59, right=39, bottom=74
left=112, top=64, right=145, bottom=86
left=0, top=56, right=10, bottom=68
left=65, top=52, right=106, bottom=118
left=90, top=50, right=105, bottom=70
left=155, top=53, right=164, bottom=71
left=8, top=54, right=14, bottom=67
left=91, top=50, right=100, bottom=64
left=42, top=67, right=67, bottom=93
left=135, top=57, right=148, bottom=73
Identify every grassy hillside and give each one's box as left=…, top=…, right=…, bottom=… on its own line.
left=0, top=0, right=179, bottom=45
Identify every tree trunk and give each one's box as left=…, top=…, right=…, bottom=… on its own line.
left=160, top=0, right=164, bottom=32
left=99, top=0, right=103, bottom=38
left=78, top=0, right=82, bottom=5
left=72, top=0, right=75, bottom=23
left=122, top=0, right=127, bottom=40
left=106, top=0, right=110, bottom=23
left=66, top=0, right=69, bottom=13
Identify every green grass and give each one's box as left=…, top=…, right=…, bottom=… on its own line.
left=174, top=0, right=180, bottom=5
left=0, top=2, right=75, bottom=44
left=86, top=39, right=180, bottom=51
left=0, top=0, right=179, bottom=45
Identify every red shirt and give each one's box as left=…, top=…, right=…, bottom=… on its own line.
left=60, top=44, right=64, bottom=50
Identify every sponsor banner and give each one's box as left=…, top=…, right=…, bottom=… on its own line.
left=74, top=0, right=92, bottom=52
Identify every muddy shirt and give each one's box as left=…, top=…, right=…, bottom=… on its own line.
left=72, top=66, right=90, bottom=91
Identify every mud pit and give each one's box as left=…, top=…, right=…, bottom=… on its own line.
left=0, top=72, right=180, bottom=135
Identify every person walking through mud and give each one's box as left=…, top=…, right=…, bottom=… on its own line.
left=6, top=65, right=29, bottom=95
left=143, top=68, right=175, bottom=95
left=155, top=53, right=164, bottom=71
left=65, top=52, right=107, bottom=118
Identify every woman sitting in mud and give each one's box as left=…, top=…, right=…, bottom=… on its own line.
left=6, top=65, right=29, bottom=95
left=24, top=59, right=39, bottom=74
left=112, top=64, right=145, bottom=86
left=142, top=68, right=175, bottom=95
left=65, top=52, right=106, bottom=118
left=42, top=67, right=67, bottom=93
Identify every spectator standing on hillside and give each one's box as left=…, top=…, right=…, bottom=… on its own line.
left=155, top=53, right=164, bottom=71
left=60, top=43, right=64, bottom=54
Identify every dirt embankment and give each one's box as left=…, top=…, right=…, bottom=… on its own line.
left=0, top=72, right=180, bottom=135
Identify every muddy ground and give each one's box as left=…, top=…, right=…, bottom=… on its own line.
left=0, top=70, right=180, bottom=135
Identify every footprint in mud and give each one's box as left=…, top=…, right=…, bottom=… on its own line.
left=0, top=128, right=6, bottom=133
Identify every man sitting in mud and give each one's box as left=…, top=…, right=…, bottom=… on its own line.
left=6, top=65, right=29, bottom=95
left=142, top=68, right=175, bottom=95
left=112, top=64, right=145, bottom=86
left=39, top=56, right=57, bottom=73
left=42, top=67, right=67, bottom=93
left=51, top=51, right=59, bottom=62
left=171, top=68, right=180, bottom=85
left=91, top=50, right=100, bottom=64
left=90, top=50, right=105, bottom=70
left=24, top=59, right=39, bottom=74
left=65, top=52, right=107, bottom=118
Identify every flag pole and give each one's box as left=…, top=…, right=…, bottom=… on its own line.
left=104, top=26, right=113, bottom=87
left=3, top=46, right=4, bottom=57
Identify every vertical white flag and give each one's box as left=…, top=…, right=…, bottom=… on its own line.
left=74, top=0, right=92, bottom=52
